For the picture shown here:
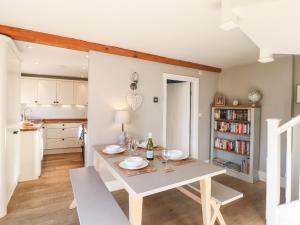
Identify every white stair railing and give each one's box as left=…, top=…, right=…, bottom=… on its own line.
left=266, top=114, right=300, bottom=225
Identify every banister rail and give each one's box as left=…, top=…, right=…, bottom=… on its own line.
left=278, top=114, right=300, bottom=134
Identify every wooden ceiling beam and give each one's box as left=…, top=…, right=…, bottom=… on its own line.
left=0, top=24, right=221, bottom=73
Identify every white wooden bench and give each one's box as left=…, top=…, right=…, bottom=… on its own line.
left=69, top=167, right=130, bottom=225
left=177, top=180, right=243, bottom=225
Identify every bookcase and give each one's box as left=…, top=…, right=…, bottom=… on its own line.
left=210, top=105, right=261, bottom=183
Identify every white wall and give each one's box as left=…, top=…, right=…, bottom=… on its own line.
left=22, top=104, right=87, bottom=119
left=0, top=35, right=21, bottom=218
left=166, top=82, right=190, bottom=155
left=87, top=51, right=219, bottom=181
left=218, top=57, right=293, bottom=173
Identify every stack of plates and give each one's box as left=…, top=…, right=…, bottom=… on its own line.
left=119, top=157, right=148, bottom=170
left=103, top=145, right=125, bottom=154
left=168, top=150, right=188, bottom=160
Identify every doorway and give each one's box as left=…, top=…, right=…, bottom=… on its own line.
left=163, top=73, right=199, bottom=159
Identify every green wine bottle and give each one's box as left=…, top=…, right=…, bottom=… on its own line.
left=146, top=132, right=154, bottom=160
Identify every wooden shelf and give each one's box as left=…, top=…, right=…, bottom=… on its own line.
left=215, top=130, right=250, bottom=137
left=214, top=147, right=249, bottom=157
left=212, top=105, right=260, bottom=109
left=215, top=119, right=250, bottom=123
left=210, top=106, right=260, bottom=183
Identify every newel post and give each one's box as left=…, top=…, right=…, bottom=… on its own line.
left=266, top=119, right=281, bottom=225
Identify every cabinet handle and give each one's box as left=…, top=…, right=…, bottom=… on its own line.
left=53, top=101, right=56, bottom=104
left=62, top=128, right=65, bottom=131
left=62, top=124, right=65, bottom=126
left=62, top=138, right=65, bottom=141
left=34, top=100, right=38, bottom=103
left=13, top=131, right=19, bottom=134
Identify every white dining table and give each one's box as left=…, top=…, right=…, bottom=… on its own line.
left=94, top=145, right=226, bottom=225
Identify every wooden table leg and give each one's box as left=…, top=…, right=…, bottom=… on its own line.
left=200, top=177, right=211, bottom=225
left=95, top=154, right=102, bottom=175
left=129, top=194, right=143, bottom=225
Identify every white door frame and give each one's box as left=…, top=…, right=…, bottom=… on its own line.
left=163, top=73, right=199, bottom=159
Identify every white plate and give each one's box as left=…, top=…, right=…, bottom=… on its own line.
left=102, top=148, right=126, bottom=154
left=169, top=155, right=189, bottom=161
left=168, top=150, right=183, bottom=160
left=119, top=160, right=149, bottom=170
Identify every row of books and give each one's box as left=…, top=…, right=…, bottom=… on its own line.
left=241, top=158, right=250, bottom=174
left=214, top=138, right=250, bottom=156
left=214, top=109, right=250, bottom=122
left=213, top=158, right=250, bottom=174
left=214, top=121, right=251, bottom=135
left=213, top=158, right=241, bottom=172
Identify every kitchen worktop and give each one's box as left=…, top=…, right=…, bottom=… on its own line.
left=42, top=118, right=87, bottom=124
left=20, top=123, right=43, bottom=132
left=20, top=118, right=87, bottom=132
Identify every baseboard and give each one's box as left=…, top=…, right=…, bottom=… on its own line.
left=105, top=180, right=124, bottom=192
left=258, top=170, right=286, bottom=188
left=44, top=147, right=82, bottom=155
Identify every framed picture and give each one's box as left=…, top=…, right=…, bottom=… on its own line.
left=297, top=84, right=300, bottom=104
left=215, top=95, right=226, bottom=106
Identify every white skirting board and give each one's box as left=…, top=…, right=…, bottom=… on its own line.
left=258, top=170, right=286, bottom=188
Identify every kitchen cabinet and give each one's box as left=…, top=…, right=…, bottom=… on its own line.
left=74, top=81, right=88, bottom=105
left=57, top=80, right=74, bottom=105
left=37, top=79, right=57, bottom=105
left=21, top=77, right=87, bottom=105
left=45, top=122, right=81, bottom=150
left=20, top=78, right=38, bottom=104
left=20, top=127, right=43, bottom=182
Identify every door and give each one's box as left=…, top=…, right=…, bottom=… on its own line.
left=20, top=78, right=38, bottom=104
left=166, top=81, right=191, bottom=155
left=37, top=80, right=57, bottom=104
left=74, top=81, right=88, bottom=105
left=56, top=80, right=74, bottom=105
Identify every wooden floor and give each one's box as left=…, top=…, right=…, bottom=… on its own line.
left=0, top=153, right=266, bottom=225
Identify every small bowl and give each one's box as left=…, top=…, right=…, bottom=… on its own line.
left=124, top=157, right=143, bottom=168
left=105, top=145, right=121, bottom=153
left=168, top=150, right=183, bottom=160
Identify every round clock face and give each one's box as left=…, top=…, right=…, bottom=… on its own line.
left=233, top=100, right=239, bottom=106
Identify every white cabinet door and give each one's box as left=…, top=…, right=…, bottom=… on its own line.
left=37, top=80, right=57, bottom=104
left=20, top=78, right=38, bottom=104
left=56, top=80, right=74, bottom=105
left=47, top=128, right=79, bottom=139
left=74, top=81, right=88, bottom=105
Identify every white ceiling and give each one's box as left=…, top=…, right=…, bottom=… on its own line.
left=233, top=0, right=300, bottom=55
left=16, top=41, right=88, bottom=77
left=0, top=0, right=260, bottom=69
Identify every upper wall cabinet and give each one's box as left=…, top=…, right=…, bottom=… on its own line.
left=21, top=78, right=38, bottom=104
left=74, top=81, right=88, bottom=105
left=37, top=79, right=57, bottom=105
left=21, top=77, right=88, bottom=106
left=57, top=80, right=74, bottom=105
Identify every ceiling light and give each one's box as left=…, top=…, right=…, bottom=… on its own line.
left=86, top=55, right=89, bottom=58
left=34, top=61, right=39, bottom=65
left=26, top=46, right=33, bottom=49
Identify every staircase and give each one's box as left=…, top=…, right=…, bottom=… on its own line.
left=266, top=116, right=300, bottom=225
left=220, top=0, right=300, bottom=62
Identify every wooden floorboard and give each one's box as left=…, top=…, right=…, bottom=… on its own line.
left=0, top=153, right=266, bottom=225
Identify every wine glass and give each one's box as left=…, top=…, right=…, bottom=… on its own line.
left=132, top=139, right=139, bottom=156
left=162, top=150, right=170, bottom=170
